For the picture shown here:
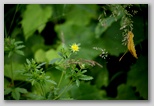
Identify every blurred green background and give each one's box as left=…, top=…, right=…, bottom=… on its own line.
left=4, top=4, right=148, bottom=100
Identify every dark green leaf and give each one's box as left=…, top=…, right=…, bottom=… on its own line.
left=116, top=84, right=139, bottom=100
left=4, top=88, right=12, bottom=95
left=70, top=82, right=105, bottom=100
left=127, top=56, right=148, bottom=99
left=11, top=88, right=20, bottom=100
left=14, top=41, right=23, bottom=45
left=16, top=88, right=28, bottom=94
left=8, top=51, right=13, bottom=58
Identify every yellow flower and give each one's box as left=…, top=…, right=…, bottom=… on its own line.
left=70, top=43, right=80, bottom=52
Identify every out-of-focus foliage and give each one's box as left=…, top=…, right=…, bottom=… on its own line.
left=4, top=4, right=148, bottom=100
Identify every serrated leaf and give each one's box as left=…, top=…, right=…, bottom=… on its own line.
left=127, top=56, right=148, bottom=99
left=21, top=4, right=52, bottom=40
left=16, top=88, right=28, bottom=94
left=11, top=88, right=20, bottom=100
left=4, top=88, right=12, bottom=95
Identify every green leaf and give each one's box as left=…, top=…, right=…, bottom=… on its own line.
left=70, top=82, right=105, bottom=100
left=49, top=58, right=62, bottom=64
left=58, top=52, right=65, bottom=58
left=34, top=49, right=46, bottom=62
left=11, top=88, right=20, bottom=100
left=4, top=88, right=12, bottom=95
left=81, top=70, right=87, bottom=74
left=37, top=62, right=46, bottom=68
left=127, top=56, right=148, bottom=99
left=46, top=79, right=57, bottom=85
left=95, top=5, right=124, bottom=38
left=116, top=84, right=139, bottom=100
left=93, top=61, right=109, bottom=88
left=79, top=75, right=93, bottom=81
left=26, top=58, right=31, bottom=64
left=21, top=4, right=52, bottom=40
left=16, top=45, right=25, bottom=49
left=14, top=41, right=23, bottom=45
left=8, top=51, right=13, bottom=58
left=25, top=92, right=45, bottom=100
left=4, top=63, right=28, bottom=81
left=45, top=49, right=59, bottom=63
left=65, top=4, right=98, bottom=26
left=15, top=50, right=25, bottom=56
left=75, top=79, right=80, bottom=87
left=16, top=88, right=28, bottom=94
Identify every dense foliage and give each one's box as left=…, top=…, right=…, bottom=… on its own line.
left=4, top=4, right=148, bottom=100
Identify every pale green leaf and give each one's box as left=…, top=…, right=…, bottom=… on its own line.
left=45, top=49, right=59, bottom=63
left=34, top=49, right=46, bottom=63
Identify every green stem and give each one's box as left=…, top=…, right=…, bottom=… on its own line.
left=53, top=80, right=72, bottom=100
left=11, top=56, right=14, bottom=86
left=40, top=83, right=45, bottom=97
left=57, top=71, right=65, bottom=88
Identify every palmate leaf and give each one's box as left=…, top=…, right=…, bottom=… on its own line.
left=127, top=55, right=148, bottom=99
